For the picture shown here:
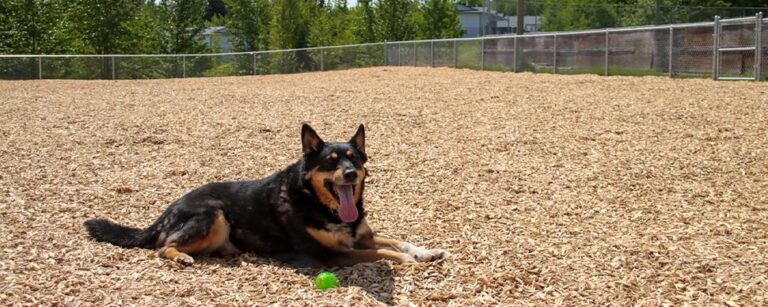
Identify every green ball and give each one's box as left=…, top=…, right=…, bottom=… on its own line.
left=315, top=272, right=339, bottom=291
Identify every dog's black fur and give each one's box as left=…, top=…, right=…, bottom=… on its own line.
left=85, top=124, right=446, bottom=266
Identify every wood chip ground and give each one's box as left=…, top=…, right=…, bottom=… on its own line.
left=1, top=67, right=767, bottom=305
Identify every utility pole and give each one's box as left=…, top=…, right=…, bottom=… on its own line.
left=516, top=0, right=525, bottom=35
left=484, top=0, right=491, bottom=36
left=515, top=0, right=524, bottom=71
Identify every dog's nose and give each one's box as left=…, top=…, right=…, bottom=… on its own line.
left=343, top=169, right=358, bottom=181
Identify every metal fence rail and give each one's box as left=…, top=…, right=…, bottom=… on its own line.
left=1, top=15, right=765, bottom=81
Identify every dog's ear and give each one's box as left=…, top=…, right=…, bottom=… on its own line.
left=301, top=124, right=324, bottom=154
left=349, top=124, right=365, bottom=154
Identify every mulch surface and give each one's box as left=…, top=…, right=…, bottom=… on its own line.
left=1, top=67, right=767, bottom=305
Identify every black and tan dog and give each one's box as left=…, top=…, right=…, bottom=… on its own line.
left=84, top=124, right=446, bottom=266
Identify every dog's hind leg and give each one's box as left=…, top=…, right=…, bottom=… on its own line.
left=157, top=207, right=234, bottom=266
left=372, top=236, right=448, bottom=263
left=158, top=246, right=196, bottom=266
left=324, top=249, right=416, bottom=266
left=215, top=240, right=241, bottom=258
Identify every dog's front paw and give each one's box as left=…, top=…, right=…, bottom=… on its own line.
left=174, top=254, right=195, bottom=266
left=414, top=249, right=448, bottom=262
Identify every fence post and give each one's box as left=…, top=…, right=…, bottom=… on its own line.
left=553, top=34, right=557, bottom=73
left=182, top=55, right=187, bottom=78
left=253, top=52, right=257, bottom=75
left=111, top=56, right=116, bottom=80
left=713, top=16, right=720, bottom=80
left=669, top=27, right=674, bottom=77
left=37, top=56, right=42, bottom=79
left=383, top=42, right=388, bottom=66
left=513, top=36, right=517, bottom=72
left=453, top=40, right=458, bottom=68
left=430, top=41, right=435, bottom=67
left=414, top=42, right=417, bottom=66
left=604, top=30, right=609, bottom=76
left=480, top=37, right=485, bottom=70
left=398, top=43, right=401, bottom=66
left=755, top=12, right=763, bottom=81
left=320, top=48, right=325, bottom=71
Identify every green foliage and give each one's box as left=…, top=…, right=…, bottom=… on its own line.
left=535, top=0, right=757, bottom=30
left=268, top=0, right=310, bottom=50
left=353, top=0, right=377, bottom=43
left=618, top=0, right=730, bottom=26
left=308, top=0, right=359, bottom=47
left=224, top=0, right=271, bottom=51
left=375, top=0, right=419, bottom=42
left=417, top=0, right=463, bottom=39
left=207, top=13, right=228, bottom=27
left=540, top=0, right=619, bottom=31
left=72, top=0, right=141, bottom=54
left=203, top=62, right=237, bottom=76
left=268, top=0, right=314, bottom=73
left=723, top=0, right=766, bottom=6
left=206, top=0, right=228, bottom=20
left=127, top=3, right=164, bottom=54
left=0, top=0, right=74, bottom=55
left=158, top=0, right=209, bottom=53
left=492, top=0, right=548, bottom=17
left=458, top=0, right=483, bottom=6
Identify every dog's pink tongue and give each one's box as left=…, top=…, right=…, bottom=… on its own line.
left=334, top=185, right=358, bottom=223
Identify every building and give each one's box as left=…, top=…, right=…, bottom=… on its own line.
left=495, top=15, right=542, bottom=34
left=457, top=4, right=503, bottom=37
left=200, top=26, right=233, bottom=53
left=457, top=4, right=541, bottom=37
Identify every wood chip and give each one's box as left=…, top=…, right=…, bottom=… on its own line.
left=0, top=67, right=766, bottom=305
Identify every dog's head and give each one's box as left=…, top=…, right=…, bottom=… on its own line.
left=301, top=124, right=368, bottom=223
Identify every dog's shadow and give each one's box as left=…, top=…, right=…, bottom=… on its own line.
left=199, top=254, right=397, bottom=304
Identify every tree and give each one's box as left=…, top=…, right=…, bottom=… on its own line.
left=352, top=0, right=376, bottom=43
left=269, top=0, right=312, bottom=72
left=206, top=0, right=228, bottom=20
left=417, top=0, right=462, bottom=39
left=723, top=0, right=766, bottom=6
left=458, top=0, right=482, bottom=6
left=618, top=0, right=731, bottom=26
left=158, top=0, right=209, bottom=54
left=126, top=3, right=164, bottom=53
left=0, top=2, right=9, bottom=53
left=540, top=0, right=619, bottom=31
left=269, top=0, right=310, bottom=50
left=225, top=0, right=272, bottom=51
left=308, top=0, right=359, bottom=47
left=1, top=0, right=80, bottom=55
left=72, top=0, right=156, bottom=54
left=375, top=0, right=418, bottom=41
left=0, top=0, right=81, bottom=79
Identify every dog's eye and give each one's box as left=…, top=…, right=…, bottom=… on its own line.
left=329, top=152, right=338, bottom=160
left=346, top=150, right=353, bottom=157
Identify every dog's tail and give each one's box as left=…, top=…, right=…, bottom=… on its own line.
left=83, top=218, right=157, bottom=249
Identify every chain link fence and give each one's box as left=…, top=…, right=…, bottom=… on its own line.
left=763, top=16, right=768, bottom=80
left=485, top=0, right=766, bottom=34
left=0, top=15, right=765, bottom=81
left=716, top=17, right=759, bottom=79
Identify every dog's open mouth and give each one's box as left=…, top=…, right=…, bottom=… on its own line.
left=326, top=182, right=358, bottom=223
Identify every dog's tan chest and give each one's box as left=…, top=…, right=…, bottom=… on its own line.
left=305, top=226, right=354, bottom=252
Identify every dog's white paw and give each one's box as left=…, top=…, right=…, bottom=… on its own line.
left=174, top=254, right=195, bottom=266
left=413, top=248, right=448, bottom=262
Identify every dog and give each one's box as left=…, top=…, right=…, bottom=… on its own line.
left=84, top=124, right=446, bottom=266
